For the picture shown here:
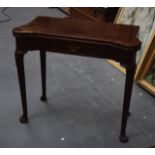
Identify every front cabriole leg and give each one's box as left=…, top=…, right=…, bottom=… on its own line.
left=119, top=63, right=136, bottom=142
left=15, top=50, right=28, bottom=123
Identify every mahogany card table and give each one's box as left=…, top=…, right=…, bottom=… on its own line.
left=13, top=16, right=141, bottom=142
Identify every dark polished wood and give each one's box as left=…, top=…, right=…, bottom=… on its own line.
left=40, top=51, right=47, bottom=101
left=15, top=50, right=28, bottom=123
left=119, top=64, right=136, bottom=142
left=13, top=16, right=141, bottom=142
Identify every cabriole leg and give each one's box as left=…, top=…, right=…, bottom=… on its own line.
left=119, top=64, right=136, bottom=142
left=15, top=50, right=28, bottom=123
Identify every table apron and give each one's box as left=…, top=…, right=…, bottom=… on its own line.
left=15, top=37, right=136, bottom=66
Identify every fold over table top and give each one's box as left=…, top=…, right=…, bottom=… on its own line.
left=13, top=16, right=141, bottom=50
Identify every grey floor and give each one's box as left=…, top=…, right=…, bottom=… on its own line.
left=0, top=7, right=155, bottom=148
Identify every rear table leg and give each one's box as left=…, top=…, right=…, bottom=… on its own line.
left=40, top=51, right=47, bottom=101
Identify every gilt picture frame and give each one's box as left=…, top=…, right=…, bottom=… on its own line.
left=107, top=7, right=155, bottom=79
left=137, top=36, right=155, bottom=96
